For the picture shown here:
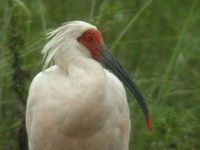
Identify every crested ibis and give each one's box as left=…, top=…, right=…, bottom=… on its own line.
left=26, top=21, right=152, bottom=150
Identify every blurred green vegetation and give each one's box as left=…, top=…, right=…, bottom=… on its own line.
left=0, top=0, right=200, bottom=149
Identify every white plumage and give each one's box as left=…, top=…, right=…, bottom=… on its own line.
left=26, top=21, right=131, bottom=150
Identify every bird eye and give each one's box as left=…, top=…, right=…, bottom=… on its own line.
left=86, top=34, right=92, bottom=40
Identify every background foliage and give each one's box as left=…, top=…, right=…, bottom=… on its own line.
left=0, top=0, right=200, bottom=149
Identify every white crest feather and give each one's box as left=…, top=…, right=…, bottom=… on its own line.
left=42, top=21, right=96, bottom=70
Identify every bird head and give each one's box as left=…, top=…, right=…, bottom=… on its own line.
left=42, top=21, right=152, bottom=129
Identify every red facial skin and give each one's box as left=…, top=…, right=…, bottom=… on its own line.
left=77, top=29, right=103, bottom=61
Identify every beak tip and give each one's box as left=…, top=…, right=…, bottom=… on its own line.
left=147, top=115, right=153, bottom=130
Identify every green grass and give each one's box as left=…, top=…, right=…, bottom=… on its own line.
left=0, top=0, right=200, bottom=149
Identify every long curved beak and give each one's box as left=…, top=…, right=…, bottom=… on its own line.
left=100, top=45, right=152, bottom=129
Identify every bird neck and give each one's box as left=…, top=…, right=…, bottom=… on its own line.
left=55, top=46, right=101, bottom=75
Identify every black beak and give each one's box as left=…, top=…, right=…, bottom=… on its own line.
left=100, top=45, right=152, bottom=129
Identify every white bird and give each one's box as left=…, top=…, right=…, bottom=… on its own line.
left=26, top=21, right=152, bottom=150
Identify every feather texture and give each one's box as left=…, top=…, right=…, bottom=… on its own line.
left=42, top=21, right=96, bottom=70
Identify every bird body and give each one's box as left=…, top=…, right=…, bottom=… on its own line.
left=26, top=63, right=130, bottom=150
left=26, top=21, right=151, bottom=150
